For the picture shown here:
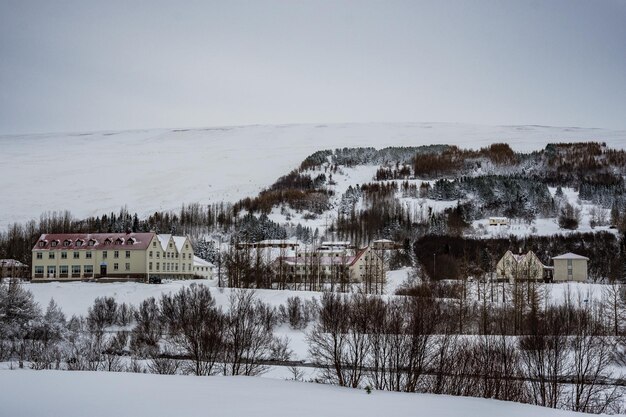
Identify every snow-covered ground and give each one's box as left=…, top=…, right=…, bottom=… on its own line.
left=0, top=370, right=597, bottom=417
left=2, top=122, right=626, bottom=230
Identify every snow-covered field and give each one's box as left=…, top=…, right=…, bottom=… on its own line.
left=0, top=370, right=596, bottom=417
left=2, top=122, right=625, bottom=229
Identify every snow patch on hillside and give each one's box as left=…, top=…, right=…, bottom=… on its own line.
left=2, top=122, right=625, bottom=229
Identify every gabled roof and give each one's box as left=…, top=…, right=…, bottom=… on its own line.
left=172, top=236, right=188, bottom=253
left=157, top=234, right=172, bottom=250
left=552, top=252, right=589, bottom=260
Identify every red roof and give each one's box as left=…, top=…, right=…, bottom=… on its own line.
left=33, top=232, right=155, bottom=251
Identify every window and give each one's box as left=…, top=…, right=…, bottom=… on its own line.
left=114, top=251, right=119, bottom=258
left=157, top=252, right=160, bottom=258
left=153, top=241, right=156, bottom=247
left=36, top=252, right=43, bottom=259
left=84, top=265, right=93, bottom=274
left=185, top=244, right=189, bottom=249
left=51, top=241, right=58, bottom=247
left=47, top=265, right=56, bottom=275
left=61, top=252, right=67, bottom=259
left=125, top=250, right=131, bottom=258
left=49, top=252, right=55, bottom=259
left=103, top=251, right=108, bottom=259
left=149, top=251, right=153, bottom=258
left=175, top=264, right=178, bottom=271
left=125, top=263, right=130, bottom=271
left=149, top=262, right=153, bottom=270
left=169, top=243, right=172, bottom=248
left=39, top=241, right=45, bottom=247
left=182, top=253, right=186, bottom=259
left=76, top=240, right=83, bottom=247
left=114, top=263, right=119, bottom=271
left=63, top=240, right=70, bottom=247
left=176, top=253, right=179, bottom=258
left=72, top=265, right=80, bottom=274
left=35, top=266, right=44, bottom=274
left=156, top=263, right=160, bottom=270
left=182, top=264, right=185, bottom=271
left=88, top=240, right=95, bottom=246
left=188, top=263, right=191, bottom=271
left=60, top=265, right=68, bottom=274
left=116, top=238, right=123, bottom=245
left=86, top=251, right=92, bottom=259
left=73, top=252, right=79, bottom=259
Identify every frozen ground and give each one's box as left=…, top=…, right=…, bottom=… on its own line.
left=2, top=122, right=626, bottom=229
left=0, top=370, right=598, bottom=417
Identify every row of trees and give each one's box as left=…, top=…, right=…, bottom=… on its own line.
left=0, top=281, right=291, bottom=377
left=308, top=289, right=624, bottom=414
left=4, top=278, right=626, bottom=413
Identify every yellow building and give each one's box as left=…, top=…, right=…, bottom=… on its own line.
left=31, top=232, right=195, bottom=282
left=552, top=252, right=589, bottom=282
left=496, top=250, right=546, bottom=282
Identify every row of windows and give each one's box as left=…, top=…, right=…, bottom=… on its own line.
left=35, top=265, right=94, bottom=274
left=35, top=263, right=134, bottom=274
left=148, top=251, right=190, bottom=259
left=40, top=237, right=136, bottom=248
left=148, top=262, right=193, bottom=272
left=37, top=250, right=133, bottom=260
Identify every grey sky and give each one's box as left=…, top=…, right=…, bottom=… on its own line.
left=1, top=0, right=625, bottom=134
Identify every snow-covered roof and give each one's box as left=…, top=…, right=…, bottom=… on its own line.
left=157, top=234, right=171, bottom=250
left=172, top=236, right=187, bottom=253
left=552, top=252, right=589, bottom=260
left=372, top=239, right=394, bottom=243
left=193, top=256, right=214, bottom=268
left=34, top=233, right=154, bottom=251
left=0, top=259, right=27, bottom=267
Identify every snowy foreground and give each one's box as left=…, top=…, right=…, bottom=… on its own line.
left=0, top=370, right=593, bottom=417
left=2, top=122, right=626, bottom=229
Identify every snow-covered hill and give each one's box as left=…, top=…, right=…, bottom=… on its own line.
left=2, top=122, right=625, bottom=230
left=0, top=370, right=596, bottom=417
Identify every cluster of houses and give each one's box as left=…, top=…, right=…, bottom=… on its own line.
left=0, top=231, right=590, bottom=286
left=495, top=250, right=589, bottom=283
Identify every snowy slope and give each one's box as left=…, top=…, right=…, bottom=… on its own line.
left=0, top=370, right=595, bottom=417
left=2, top=122, right=625, bottom=229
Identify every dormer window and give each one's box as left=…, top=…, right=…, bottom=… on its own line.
left=63, top=239, right=72, bottom=247
left=51, top=241, right=58, bottom=247
left=115, top=238, right=124, bottom=245
left=76, top=240, right=83, bottom=247
left=88, top=239, right=96, bottom=246
left=105, top=238, right=112, bottom=245
left=39, top=241, right=45, bottom=247
left=126, top=238, right=135, bottom=245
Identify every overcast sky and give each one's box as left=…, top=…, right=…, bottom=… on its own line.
left=1, top=0, right=625, bottom=134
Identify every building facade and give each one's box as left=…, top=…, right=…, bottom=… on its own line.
left=31, top=232, right=196, bottom=282
left=552, top=252, right=588, bottom=282
left=496, top=250, right=546, bottom=282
